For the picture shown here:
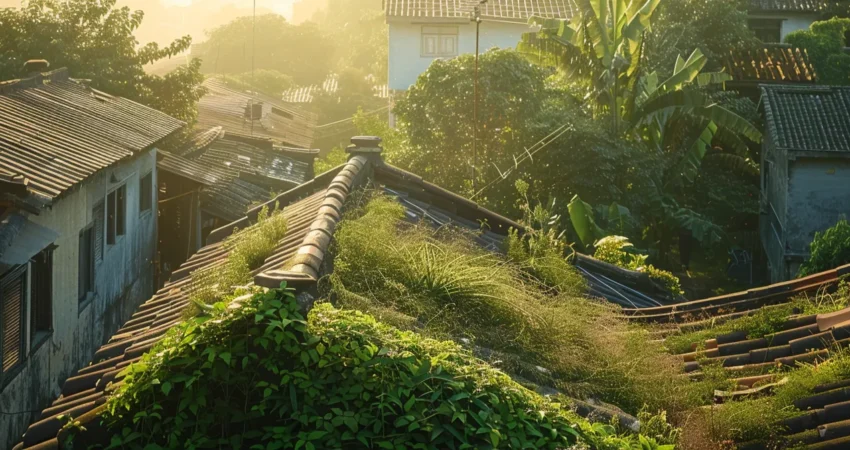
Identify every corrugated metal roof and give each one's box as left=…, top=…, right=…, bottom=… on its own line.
left=385, top=0, right=575, bottom=21
left=0, top=69, right=184, bottom=200
left=198, top=78, right=317, bottom=149
left=762, top=85, right=850, bottom=152
left=281, top=73, right=390, bottom=104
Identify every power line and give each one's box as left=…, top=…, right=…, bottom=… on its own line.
left=470, top=123, right=572, bottom=200
left=315, top=105, right=391, bottom=128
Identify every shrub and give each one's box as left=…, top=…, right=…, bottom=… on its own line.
left=798, top=218, right=850, bottom=277
left=98, top=287, right=668, bottom=449
left=314, top=146, right=348, bottom=175
left=328, top=193, right=688, bottom=415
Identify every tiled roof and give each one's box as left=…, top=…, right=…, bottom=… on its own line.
left=762, top=85, right=850, bottom=153
left=281, top=73, right=390, bottom=104
left=385, top=0, right=575, bottom=21
left=15, top=139, right=669, bottom=448
left=724, top=45, right=816, bottom=84
left=0, top=69, right=184, bottom=200
left=623, top=265, right=850, bottom=323
left=749, top=0, right=829, bottom=12
left=198, top=78, right=318, bottom=149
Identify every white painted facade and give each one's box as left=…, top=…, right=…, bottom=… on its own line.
left=749, top=12, right=819, bottom=42
left=387, top=18, right=529, bottom=91
left=0, top=150, right=158, bottom=449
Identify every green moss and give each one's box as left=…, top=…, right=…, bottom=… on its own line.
left=98, top=287, right=667, bottom=449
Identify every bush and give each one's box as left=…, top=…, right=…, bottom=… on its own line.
left=798, top=218, right=850, bottom=277
left=328, top=193, right=688, bottom=415
left=592, top=236, right=682, bottom=297
left=98, top=287, right=668, bottom=449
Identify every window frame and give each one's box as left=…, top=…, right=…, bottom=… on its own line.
left=106, top=183, right=127, bottom=245
left=1, top=265, right=27, bottom=385
left=78, top=225, right=95, bottom=304
left=139, top=172, right=153, bottom=214
left=748, top=18, right=782, bottom=43
left=30, top=248, right=54, bottom=346
left=421, top=25, right=459, bottom=58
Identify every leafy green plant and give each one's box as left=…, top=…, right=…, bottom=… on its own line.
left=97, top=286, right=669, bottom=449
left=798, top=218, right=850, bottom=277
left=506, top=180, right=587, bottom=295
left=314, top=146, right=348, bottom=175
left=592, top=235, right=682, bottom=297
left=785, top=18, right=850, bottom=85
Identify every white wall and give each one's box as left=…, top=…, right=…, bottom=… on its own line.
left=388, top=20, right=529, bottom=91
left=749, top=12, right=817, bottom=42
left=0, top=150, right=158, bottom=449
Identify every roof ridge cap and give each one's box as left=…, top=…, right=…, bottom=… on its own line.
left=0, top=67, right=70, bottom=95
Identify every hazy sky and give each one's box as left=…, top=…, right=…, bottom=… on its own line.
left=0, top=0, right=299, bottom=46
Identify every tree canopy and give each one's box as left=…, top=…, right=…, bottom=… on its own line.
left=786, top=17, right=850, bottom=85
left=0, top=0, right=205, bottom=124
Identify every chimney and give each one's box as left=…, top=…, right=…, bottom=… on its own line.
left=23, top=59, right=50, bottom=77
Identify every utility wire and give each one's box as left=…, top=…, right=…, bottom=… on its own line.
left=470, top=123, right=572, bottom=200
left=315, top=105, right=391, bottom=128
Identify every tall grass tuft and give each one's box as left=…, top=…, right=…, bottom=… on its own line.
left=326, top=193, right=688, bottom=415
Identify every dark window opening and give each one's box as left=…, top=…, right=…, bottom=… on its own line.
left=271, top=107, right=294, bottom=119
left=107, top=190, right=116, bottom=245
left=140, top=172, right=152, bottom=212
left=31, top=249, right=53, bottom=342
left=749, top=19, right=782, bottom=43
left=1, top=265, right=26, bottom=375
left=117, top=185, right=126, bottom=236
left=106, top=184, right=126, bottom=245
left=93, top=202, right=104, bottom=262
left=78, top=226, right=94, bottom=302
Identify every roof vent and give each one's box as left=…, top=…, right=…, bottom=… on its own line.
left=23, top=59, right=49, bottom=76
left=346, top=136, right=383, bottom=156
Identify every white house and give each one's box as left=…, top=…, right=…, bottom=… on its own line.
left=0, top=65, right=184, bottom=448
left=384, top=0, right=574, bottom=92
left=747, top=0, right=833, bottom=42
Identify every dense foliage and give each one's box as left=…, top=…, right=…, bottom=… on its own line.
left=0, top=0, right=205, bottom=123
left=785, top=18, right=850, bottom=85
left=97, top=287, right=669, bottom=449
left=193, top=14, right=334, bottom=85
left=798, top=218, right=850, bottom=277
left=328, top=193, right=688, bottom=415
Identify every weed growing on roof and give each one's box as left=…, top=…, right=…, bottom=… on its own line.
left=327, top=193, right=689, bottom=416
left=798, top=218, right=850, bottom=277
left=188, top=205, right=287, bottom=312
left=592, top=236, right=682, bottom=297
left=506, top=180, right=587, bottom=296
left=97, top=286, right=671, bottom=450
left=663, top=283, right=850, bottom=355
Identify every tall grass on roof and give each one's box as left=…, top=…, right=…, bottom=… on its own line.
left=189, top=205, right=287, bottom=311
left=326, top=193, right=687, bottom=415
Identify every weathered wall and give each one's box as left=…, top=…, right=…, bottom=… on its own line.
left=0, top=150, right=158, bottom=449
left=760, top=137, right=789, bottom=282
left=786, top=156, right=850, bottom=256
left=388, top=19, right=527, bottom=91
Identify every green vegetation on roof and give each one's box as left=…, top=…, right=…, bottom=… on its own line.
left=95, top=286, right=670, bottom=449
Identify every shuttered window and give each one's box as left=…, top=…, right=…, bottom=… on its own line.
left=107, top=190, right=117, bottom=245
left=107, top=185, right=127, bottom=245
left=1, top=266, right=27, bottom=374
left=117, top=185, right=126, bottom=236
left=139, top=172, right=152, bottom=213
left=31, top=249, right=53, bottom=341
left=79, top=227, right=95, bottom=302
left=94, top=202, right=104, bottom=263
left=421, top=26, right=458, bottom=57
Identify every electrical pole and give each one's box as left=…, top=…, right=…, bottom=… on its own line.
left=471, top=1, right=486, bottom=194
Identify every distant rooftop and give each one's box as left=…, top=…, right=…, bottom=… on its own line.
left=0, top=68, right=184, bottom=200
left=384, top=0, right=575, bottom=22
left=761, top=85, right=850, bottom=153
left=281, top=73, right=389, bottom=104
left=749, top=0, right=830, bottom=12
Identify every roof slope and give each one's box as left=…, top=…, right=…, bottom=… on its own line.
left=749, top=0, right=829, bottom=12
left=762, top=85, right=850, bottom=153
left=198, top=79, right=317, bottom=149
left=385, top=0, right=575, bottom=21
left=725, top=45, right=816, bottom=84
left=0, top=69, right=184, bottom=200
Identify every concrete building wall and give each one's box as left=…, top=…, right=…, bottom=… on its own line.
left=0, top=150, right=158, bottom=449
left=388, top=19, right=528, bottom=91
left=760, top=137, right=790, bottom=282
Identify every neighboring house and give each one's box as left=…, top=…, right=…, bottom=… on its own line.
left=15, top=135, right=672, bottom=448
left=282, top=73, right=390, bottom=105
left=759, top=85, right=850, bottom=282
left=198, top=78, right=318, bottom=149
left=723, top=44, right=817, bottom=98
left=0, top=66, right=184, bottom=449
left=157, top=126, right=317, bottom=276
left=747, top=0, right=832, bottom=42
left=384, top=0, right=575, bottom=92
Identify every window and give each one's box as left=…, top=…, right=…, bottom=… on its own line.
left=749, top=19, right=782, bottom=43
left=421, top=26, right=458, bottom=57
left=107, top=184, right=126, bottom=245
left=93, top=202, right=104, bottom=262
left=271, top=107, right=294, bottom=119
left=139, top=172, right=152, bottom=213
left=30, top=249, right=53, bottom=342
left=1, top=265, right=26, bottom=375
left=79, top=226, right=95, bottom=302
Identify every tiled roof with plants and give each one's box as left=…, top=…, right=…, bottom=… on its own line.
left=762, top=85, right=850, bottom=152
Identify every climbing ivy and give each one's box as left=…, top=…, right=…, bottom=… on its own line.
left=94, top=286, right=670, bottom=449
